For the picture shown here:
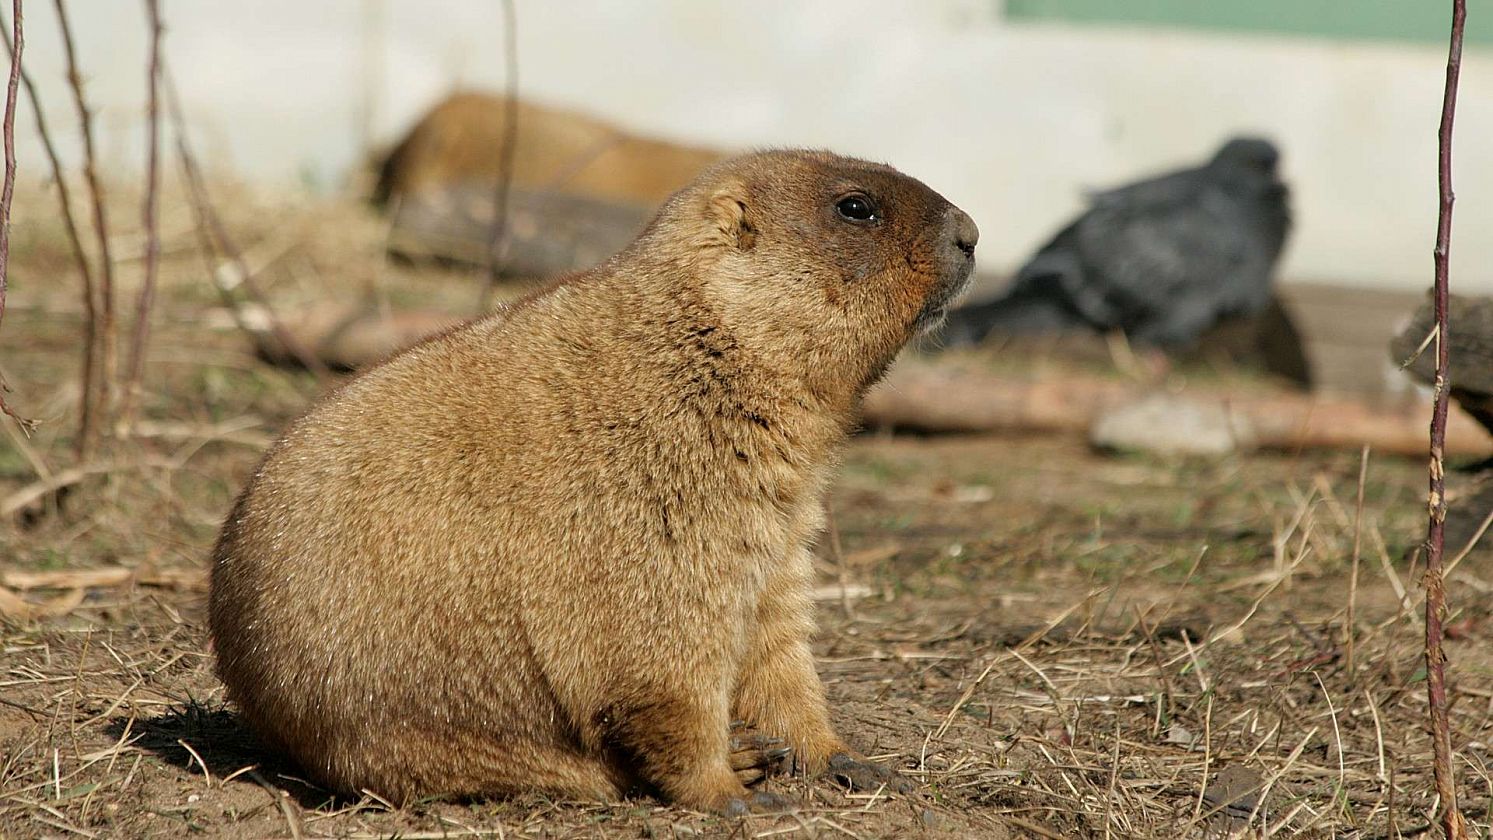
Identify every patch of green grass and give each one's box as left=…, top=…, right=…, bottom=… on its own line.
left=846, top=455, right=921, bottom=484
left=1068, top=543, right=1144, bottom=581
left=0, top=440, right=34, bottom=478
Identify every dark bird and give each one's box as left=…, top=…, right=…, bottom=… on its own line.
left=942, top=137, right=1291, bottom=349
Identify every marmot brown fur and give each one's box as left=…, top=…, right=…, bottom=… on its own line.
left=210, top=149, right=979, bottom=814
left=372, top=92, right=725, bottom=208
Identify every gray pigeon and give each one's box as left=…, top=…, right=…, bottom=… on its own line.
left=942, top=137, right=1291, bottom=349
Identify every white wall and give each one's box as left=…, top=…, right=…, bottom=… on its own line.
left=10, top=0, right=1492, bottom=291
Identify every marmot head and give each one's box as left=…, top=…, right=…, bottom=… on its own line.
left=643, top=149, right=978, bottom=396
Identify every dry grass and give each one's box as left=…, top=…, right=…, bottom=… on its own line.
left=2, top=175, right=1492, bottom=838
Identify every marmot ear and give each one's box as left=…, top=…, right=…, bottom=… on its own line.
left=706, top=182, right=757, bottom=251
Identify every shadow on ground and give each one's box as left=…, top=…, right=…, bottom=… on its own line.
left=106, top=703, right=337, bottom=809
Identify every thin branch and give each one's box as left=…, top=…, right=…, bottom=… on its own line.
left=118, top=0, right=163, bottom=432
left=0, top=2, right=96, bottom=456
left=53, top=0, right=116, bottom=446
left=1425, top=1, right=1468, bottom=838
left=160, top=57, right=331, bottom=381
left=0, top=0, right=29, bottom=431
left=478, top=0, right=519, bottom=313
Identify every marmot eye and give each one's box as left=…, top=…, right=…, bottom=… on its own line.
left=835, top=194, right=878, bottom=223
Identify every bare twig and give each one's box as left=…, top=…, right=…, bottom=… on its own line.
left=119, top=0, right=163, bottom=431
left=54, top=0, right=117, bottom=445
left=0, top=2, right=96, bottom=456
left=248, top=769, right=304, bottom=840
left=0, top=0, right=29, bottom=430
left=2, top=461, right=125, bottom=516
left=160, top=57, right=331, bottom=380
left=479, top=0, right=519, bottom=312
left=1425, top=2, right=1468, bottom=837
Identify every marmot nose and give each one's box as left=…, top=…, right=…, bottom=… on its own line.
left=948, top=207, right=979, bottom=258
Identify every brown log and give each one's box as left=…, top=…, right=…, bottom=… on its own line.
left=864, top=361, right=1490, bottom=457
left=248, top=306, right=1490, bottom=458
left=371, top=92, right=723, bottom=209
left=249, top=305, right=461, bottom=372
left=386, top=183, right=651, bottom=279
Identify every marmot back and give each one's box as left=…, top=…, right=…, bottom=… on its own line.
left=211, top=149, right=979, bottom=815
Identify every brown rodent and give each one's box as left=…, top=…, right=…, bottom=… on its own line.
left=210, top=149, right=979, bottom=815
left=371, top=91, right=725, bottom=208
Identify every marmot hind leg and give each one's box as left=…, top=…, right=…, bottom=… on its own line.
left=334, top=729, right=631, bottom=805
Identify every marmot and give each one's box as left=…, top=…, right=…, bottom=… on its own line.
left=372, top=92, right=725, bottom=208
left=210, top=149, right=979, bottom=815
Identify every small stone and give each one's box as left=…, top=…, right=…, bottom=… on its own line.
left=1164, top=723, right=1196, bottom=747
left=952, top=485, right=994, bottom=503
left=1091, top=393, right=1255, bottom=456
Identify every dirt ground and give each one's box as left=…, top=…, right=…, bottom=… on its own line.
left=3, top=183, right=1493, bottom=839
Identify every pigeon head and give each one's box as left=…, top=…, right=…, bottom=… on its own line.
left=1211, top=137, right=1280, bottom=177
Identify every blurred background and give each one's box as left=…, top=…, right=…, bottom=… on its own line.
left=15, top=0, right=1493, bottom=293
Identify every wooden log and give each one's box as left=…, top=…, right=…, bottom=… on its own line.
left=248, top=308, right=1491, bottom=458
left=251, top=306, right=461, bottom=372
left=371, top=92, right=724, bottom=209
left=865, top=360, right=1490, bottom=457
left=385, top=183, right=652, bottom=278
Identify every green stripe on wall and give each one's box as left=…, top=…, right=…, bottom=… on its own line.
left=1004, top=1, right=1492, bottom=47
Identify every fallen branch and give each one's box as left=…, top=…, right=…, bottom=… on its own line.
left=247, top=308, right=1491, bottom=457
left=3, top=566, right=131, bottom=590
left=1, top=461, right=122, bottom=516
left=2, top=565, right=204, bottom=590
left=0, top=586, right=83, bottom=621
left=386, top=182, right=649, bottom=277
left=247, top=304, right=459, bottom=371
left=0, top=564, right=204, bottom=622
left=0, top=453, right=203, bottom=518
left=1424, top=1, right=1468, bottom=836
left=862, top=361, right=1489, bottom=457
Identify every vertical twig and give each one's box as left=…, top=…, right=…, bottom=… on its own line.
left=54, top=0, right=116, bottom=445
left=0, top=0, right=26, bottom=430
left=160, top=58, right=331, bottom=381
left=0, top=3, right=95, bottom=456
left=119, top=0, right=162, bottom=432
left=479, top=0, right=519, bottom=312
left=1425, top=2, right=1467, bottom=838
